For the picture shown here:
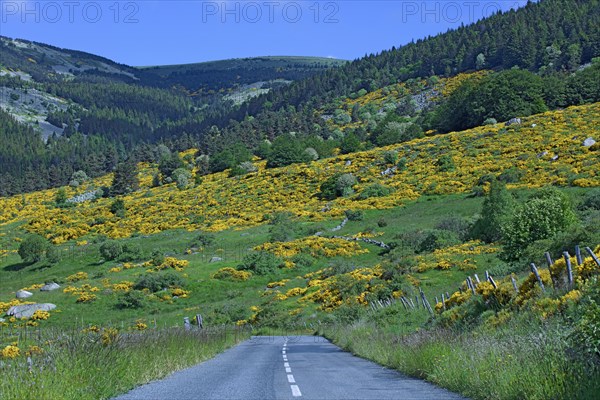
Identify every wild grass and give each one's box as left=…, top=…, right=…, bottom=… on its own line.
left=321, top=315, right=600, bottom=400
left=0, top=325, right=249, bottom=400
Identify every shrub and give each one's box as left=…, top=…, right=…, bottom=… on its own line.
left=304, top=147, right=319, bottom=161
left=266, top=134, right=308, bottom=168
left=344, top=209, right=364, bottom=221
left=237, top=251, right=282, bottom=275
left=55, top=187, right=68, bottom=207
left=472, top=179, right=514, bottom=243
left=119, top=243, right=143, bottom=262
left=319, top=173, right=357, bottom=200
left=340, top=132, right=361, bottom=154
left=159, top=153, right=185, bottom=178
left=116, top=291, right=147, bottom=309
left=151, top=250, right=165, bottom=266
left=336, top=174, right=357, bottom=197
left=69, top=170, right=89, bottom=187
left=417, top=229, right=461, bottom=254
left=193, top=232, right=216, bottom=248
left=579, top=189, right=600, bottom=211
left=291, top=253, right=316, bottom=268
left=212, top=267, right=252, bottom=281
left=435, top=216, right=472, bottom=241
left=46, top=246, right=60, bottom=264
left=383, top=150, right=398, bottom=165
left=110, top=199, right=126, bottom=218
left=501, top=188, right=578, bottom=261
left=133, top=272, right=184, bottom=292
left=269, top=212, right=297, bottom=242
left=358, top=183, right=394, bottom=200
left=377, top=217, right=388, bottom=227
left=436, top=155, right=455, bottom=172
left=18, top=234, right=49, bottom=263
left=172, top=168, right=192, bottom=189
left=498, top=167, right=525, bottom=183
left=100, top=241, right=123, bottom=261
left=397, top=157, right=408, bottom=171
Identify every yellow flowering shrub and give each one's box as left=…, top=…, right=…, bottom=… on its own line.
left=112, top=281, right=134, bottom=292
left=171, top=288, right=190, bottom=298
left=66, top=272, right=88, bottom=282
left=436, top=259, right=453, bottom=270
left=0, top=299, right=32, bottom=314
left=285, top=287, right=307, bottom=297
left=267, top=279, right=289, bottom=288
left=256, top=237, right=368, bottom=259
left=134, top=320, right=148, bottom=331
left=212, top=267, right=252, bottom=281
left=76, top=293, right=97, bottom=303
left=101, top=328, right=119, bottom=346
left=21, top=283, right=43, bottom=291
left=156, top=257, right=189, bottom=271
left=1, top=345, right=20, bottom=359
left=30, top=310, right=50, bottom=321
left=515, top=269, right=552, bottom=306
left=25, top=345, right=44, bottom=356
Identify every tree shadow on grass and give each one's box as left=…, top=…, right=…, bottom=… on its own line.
left=3, top=261, right=31, bottom=272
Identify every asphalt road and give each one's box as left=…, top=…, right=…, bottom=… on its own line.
left=114, top=335, right=466, bottom=400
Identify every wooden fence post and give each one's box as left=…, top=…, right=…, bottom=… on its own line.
left=585, top=247, right=600, bottom=267
left=575, top=246, right=583, bottom=266
left=511, top=275, right=519, bottom=293
left=545, top=252, right=554, bottom=268
left=419, top=289, right=434, bottom=316
left=562, top=252, right=574, bottom=288
left=195, top=314, right=203, bottom=329
left=183, top=317, right=191, bottom=331
left=441, top=293, right=447, bottom=311
left=488, top=275, right=497, bottom=289
left=466, top=277, right=476, bottom=294
left=530, top=263, right=545, bottom=292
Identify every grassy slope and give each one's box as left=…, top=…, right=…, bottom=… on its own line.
left=0, top=103, right=599, bottom=399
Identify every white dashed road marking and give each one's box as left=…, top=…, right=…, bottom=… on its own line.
left=282, top=341, right=301, bottom=396
left=291, top=385, right=302, bottom=397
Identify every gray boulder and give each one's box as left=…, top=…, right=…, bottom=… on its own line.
left=210, top=257, right=223, bottom=263
left=6, top=303, right=56, bottom=319
left=583, top=137, right=596, bottom=147
left=16, top=290, right=33, bottom=299
left=40, top=282, right=60, bottom=292
left=506, top=118, right=522, bottom=126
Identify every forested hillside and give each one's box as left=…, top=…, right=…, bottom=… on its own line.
left=1, top=0, right=599, bottom=197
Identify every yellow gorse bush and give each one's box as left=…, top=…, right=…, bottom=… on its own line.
left=256, top=237, right=368, bottom=259
left=30, top=310, right=50, bottom=321
left=66, top=272, right=88, bottom=282
left=212, top=267, right=252, bottom=281
left=1, top=345, right=20, bottom=359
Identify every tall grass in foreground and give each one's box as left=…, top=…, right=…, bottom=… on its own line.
left=0, top=325, right=249, bottom=400
left=321, top=318, right=600, bottom=400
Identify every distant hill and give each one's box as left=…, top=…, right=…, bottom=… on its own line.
left=137, top=56, right=347, bottom=93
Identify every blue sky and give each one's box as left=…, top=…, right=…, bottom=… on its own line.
left=0, top=1, right=527, bottom=66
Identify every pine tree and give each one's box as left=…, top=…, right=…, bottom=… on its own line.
left=110, top=160, right=139, bottom=196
